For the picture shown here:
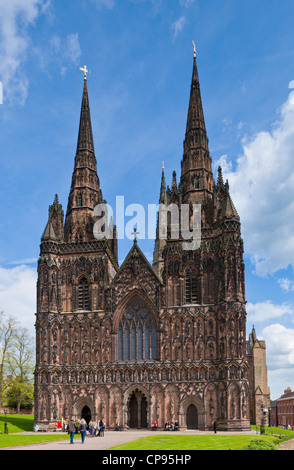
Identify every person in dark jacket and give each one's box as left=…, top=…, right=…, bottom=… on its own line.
left=98, top=419, right=105, bottom=437
left=67, top=418, right=77, bottom=444
left=79, top=419, right=87, bottom=443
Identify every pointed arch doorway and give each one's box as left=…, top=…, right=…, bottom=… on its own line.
left=186, top=404, right=198, bottom=429
left=81, top=405, right=91, bottom=425
left=127, top=390, right=148, bottom=429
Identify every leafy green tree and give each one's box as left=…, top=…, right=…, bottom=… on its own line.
left=5, top=327, right=35, bottom=413
left=5, top=379, right=34, bottom=410
left=0, top=312, right=19, bottom=407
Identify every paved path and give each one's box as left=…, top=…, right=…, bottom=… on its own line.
left=277, top=438, right=294, bottom=451
left=1, top=429, right=256, bottom=451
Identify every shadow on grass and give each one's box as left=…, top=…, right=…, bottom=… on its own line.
left=0, top=414, right=34, bottom=433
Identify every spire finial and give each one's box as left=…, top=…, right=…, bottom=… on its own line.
left=162, top=161, right=165, bottom=170
left=131, top=227, right=139, bottom=242
left=192, top=41, right=196, bottom=58
left=80, top=65, right=89, bottom=80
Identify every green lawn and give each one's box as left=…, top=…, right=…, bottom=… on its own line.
left=0, top=414, right=34, bottom=433
left=0, top=433, right=75, bottom=448
left=252, top=425, right=294, bottom=438
left=108, top=434, right=279, bottom=451
left=0, top=414, right=74, bottom=448
left=0, top=415, right=293, bottom=450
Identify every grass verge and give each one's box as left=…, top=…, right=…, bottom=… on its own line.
left=108, top=434, right=279, bottom=451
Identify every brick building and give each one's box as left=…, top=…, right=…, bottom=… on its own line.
left=270, top=388, right=294, bottom=428
left=34, top=51, right=261, bottom=431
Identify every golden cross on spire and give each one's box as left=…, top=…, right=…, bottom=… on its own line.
left=192, top=41, right=196, bottom=58
left=162, top=161, right=165, bottom=170
left=80, top=65, right=89, bottom=79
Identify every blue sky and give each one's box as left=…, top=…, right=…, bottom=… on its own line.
left=0, top=0, right=294, bottom=399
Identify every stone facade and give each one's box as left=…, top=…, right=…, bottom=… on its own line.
left=247, top=328, right=271, bottom=425
left=34, top=54, right=253, bottom=431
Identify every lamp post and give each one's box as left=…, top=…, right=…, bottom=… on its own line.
left=4, top=408, right=8, bottom=435
left=268, top=406, right=271, bottom=428
left=260, top=404, right=268, bottom=435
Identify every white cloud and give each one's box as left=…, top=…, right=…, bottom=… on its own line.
left=172, top=16, right=186, bottom=39
left=217, top=96, right=294, bottom=276
left=257, top=323, right=294, bottom=399
left=260, top=324, right=294, bottom=370
left=34, top=32, right=82, bottom=77
left=0, top=0, right=47, bottom=104
left=247, top=300, right=294, bottom=323
left=0, top=265, right=37, bottom=335
left=278, top=277, right=294, bottom=293
left=65, top=33, right=81, bottom=64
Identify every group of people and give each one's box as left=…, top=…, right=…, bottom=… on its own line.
left=67, top=418, right=105, bottom=444
left=164, top=421, right=179, bottom=431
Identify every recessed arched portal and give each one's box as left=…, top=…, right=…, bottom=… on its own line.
left=127, top=390, right=148, bottom=429
left=81, top=405, right=91, bottom=424
left=186, top=404, right=198, bottom=429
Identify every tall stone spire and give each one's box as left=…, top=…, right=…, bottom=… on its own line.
left=159, top=163, right=167, bottom=205
left=184, top=51, right=208, bottom=154
left=64, top=73, right=103, bottom=243
left=180, top=48, right=214, bottom=205
left=76, top=75, right=95, bottom=155
left=153, top=164, right=168, bottom=278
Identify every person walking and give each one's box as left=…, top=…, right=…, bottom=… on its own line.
left=67, top=418, right=77, bottom=444
left=79, top=419, right=87, bottom=444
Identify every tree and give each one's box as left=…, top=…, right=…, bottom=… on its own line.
left=5, top=379, right=34, bottom=410
left=6, top=327, right=35, bottom=413
left=0, top=312, right=19, bottom=407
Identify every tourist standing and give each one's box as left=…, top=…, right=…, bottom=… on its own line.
left=98, top=419, right=105, bottom=437
left=67, top=418, right=77, bottom=444
left=89, top=420, right=94, bottom=436
left=79, top=419, right=87, bottom=443
left=92, top=420, right=97, bottom=436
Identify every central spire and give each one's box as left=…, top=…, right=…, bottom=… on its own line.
left=180, top=47, right=213, bottom=205
left=76, top=74, right=95, bottom=155
left=184, top=51, right=208, bottom=151
left=64, top=73, right=103, bottom=243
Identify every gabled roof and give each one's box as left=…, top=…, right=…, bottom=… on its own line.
left=111, top=240, right=163, bottom=286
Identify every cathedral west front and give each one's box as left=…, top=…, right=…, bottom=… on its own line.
left=34, top=51, right=257, bottom=431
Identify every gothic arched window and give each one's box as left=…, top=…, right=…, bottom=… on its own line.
left=185, top=267, right=198, bottom=304
left=118, top=296, right=157, bottom=362
left=78, top=277, right=90, bottom=310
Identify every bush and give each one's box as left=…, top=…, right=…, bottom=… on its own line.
left=245, top=439, right=277, bottom=451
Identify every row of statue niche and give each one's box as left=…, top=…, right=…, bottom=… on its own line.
left=162, top=341, right=216, bottom=361
left=44, top=316, right=243, bottom=345
left=163, top=319, right=214, bottom=338
left=41, top=339, right=243, bottom=366
left=40, top=363, right=246, bottom=386
left=163, top=317, right=242, bottom=339
left=40, top=264, right=105, bottom=283
left=40, top=342, right=110, bottom=365
left=41, top=322, right=111, bottom=344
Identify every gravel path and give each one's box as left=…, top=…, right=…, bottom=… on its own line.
left=277, top=438, right=294, bottom=451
